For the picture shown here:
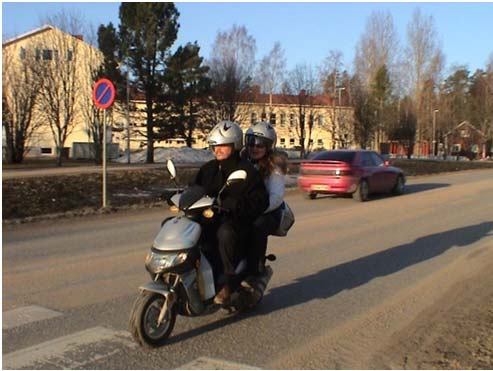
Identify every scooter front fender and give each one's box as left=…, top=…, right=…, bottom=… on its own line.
left=139, top=281, right=170, bottom=297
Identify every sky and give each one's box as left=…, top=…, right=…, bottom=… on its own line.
left=2, top=1, right=493, bottom=75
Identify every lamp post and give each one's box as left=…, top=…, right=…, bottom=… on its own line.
left=337, top=87, right=345, bottom=106
left=432, top=109, right=439, bottom=157
left=126, top=71, right=131, bottom=164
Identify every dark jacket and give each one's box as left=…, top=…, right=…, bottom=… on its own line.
left=194, top=152, right=269, bottom=224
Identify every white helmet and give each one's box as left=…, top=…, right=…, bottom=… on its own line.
left=207, top=120, right=243, bottom=151
left=245, top=121, right=277, bottom=151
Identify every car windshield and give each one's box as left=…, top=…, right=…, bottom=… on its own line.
left=311, top=151, right=356, bottom=163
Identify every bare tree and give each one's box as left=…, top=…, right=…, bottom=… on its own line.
left=80, top=23, right=106, bottom=164
left=319, top=50, right=346, bottom=148
left=354, top=11, right=399, bottom=89
left=255, top=41, right=286, bottom=95
left=404, top=8, right=444, bottom=156
left=34, top=12, right=89, bottom=166
left=207, top=24, right=256, bottom=122
left=468, top=65, right=493, bottom=158
left=319, top=49, right=344, bottom=95
left=2, top=42, right=43, bottom=163
left=284, top=63, right=320, bottom=157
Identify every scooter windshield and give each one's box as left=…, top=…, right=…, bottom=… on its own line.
left=178, top=185, right=207, bottom=210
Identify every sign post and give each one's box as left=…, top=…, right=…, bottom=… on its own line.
left=93, top=78, right=116, bottom=209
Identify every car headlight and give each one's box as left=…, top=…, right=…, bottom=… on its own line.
left=145, top=250, right=188, bottom=274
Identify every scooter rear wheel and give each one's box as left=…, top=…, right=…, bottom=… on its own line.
left=129, top=291, right=176, bottom=348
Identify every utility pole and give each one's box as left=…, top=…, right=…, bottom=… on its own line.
left=432, top=109, right=439, bottom=157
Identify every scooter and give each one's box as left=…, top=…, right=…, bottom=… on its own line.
left=129, top=160, right=275, bottom=348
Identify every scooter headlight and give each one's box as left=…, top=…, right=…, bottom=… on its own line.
left=202, top=208, right=214, bottom=218
left=145, top=251, right=188, bottom=274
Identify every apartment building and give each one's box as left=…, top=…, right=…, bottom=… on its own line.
left=118, top=88, right=355, bottom=152
left=3, top=24, right=104, bottom=158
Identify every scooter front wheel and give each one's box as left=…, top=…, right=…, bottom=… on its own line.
left=129, top=291, right=176, bottom=348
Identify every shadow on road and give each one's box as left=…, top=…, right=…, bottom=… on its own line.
left=164, top=221, right=492, bottom=345
left=403, top=182, right=450, bottom=195
left=258, top=221, right=492, bottom=315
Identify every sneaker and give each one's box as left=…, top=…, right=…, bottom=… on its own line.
left=214, top=285, right=231, bottom=305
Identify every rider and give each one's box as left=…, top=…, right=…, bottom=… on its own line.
left=193, top=120, right=269, bottom=305
left=242, top=121, right=287, bottom=281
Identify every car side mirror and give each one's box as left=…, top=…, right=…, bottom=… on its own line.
left=166, top=159, right=177, bottom=180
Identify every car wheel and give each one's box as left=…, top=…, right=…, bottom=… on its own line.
left=353, top=180, right=369, bottom=202
left=303, top=192, right=317, bottom=200
left=392, top=175, right=405, bottom=195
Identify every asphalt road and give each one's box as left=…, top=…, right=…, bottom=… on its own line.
left=3, top=169, right=493, bottom=369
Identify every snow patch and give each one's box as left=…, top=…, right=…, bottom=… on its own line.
left=114, top=147, right=214, bottom=164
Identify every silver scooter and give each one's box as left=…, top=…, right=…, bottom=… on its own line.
left=129, top=160, right=275, bottom=348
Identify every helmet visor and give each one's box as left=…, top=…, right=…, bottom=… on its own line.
left=245, top=135, right=271, bottom=149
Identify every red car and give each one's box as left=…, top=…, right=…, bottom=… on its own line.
left=298, top=150, right=406, bottom=201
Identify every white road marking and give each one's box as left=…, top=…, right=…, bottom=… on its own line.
left=3, top=326, right=137, bottom=370
left=176, top=356, right=258, bottom=370
left=3, top=305, right=63, bottom=330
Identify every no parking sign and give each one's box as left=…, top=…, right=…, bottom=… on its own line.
left=92, top=78, right=116, bottom=209
left=93, top=78, right=116, bottom=109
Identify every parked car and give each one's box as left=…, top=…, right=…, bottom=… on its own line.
left=298, top=150, right=406, bottom=201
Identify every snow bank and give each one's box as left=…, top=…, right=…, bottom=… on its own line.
left=114, top=147, right=214, bottom=164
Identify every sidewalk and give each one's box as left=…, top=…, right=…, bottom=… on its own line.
left=2, top=163, right=197, bottom=180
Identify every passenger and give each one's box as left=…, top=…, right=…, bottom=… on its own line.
left=242, top=122, right=287, bottom=281
left=193, top=120, right=269, bottom=305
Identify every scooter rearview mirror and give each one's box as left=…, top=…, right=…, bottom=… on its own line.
left=226, top=170, right=247, bottom=185
left=166, top=159, right=177, bottom=180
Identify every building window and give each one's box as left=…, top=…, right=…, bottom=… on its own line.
left=20, top=47, right=26, bottom=60
left=289, top=138, right=295, bottom=146
left=309, top=139, right=314, bottom=145
left=280, top=113, right=286, bottom=127
left=41, top=147, right=52, bottom=154
left=280, top=138, right=286, bottom=147
left=318, top=114, right=324, bottom=127
left=317, top=139, right=324, bottom=147
left=261, top=112, right=267, bottom=121
left=35, top=48, right=41, bottom=61
left=42, top=49, right=53, bottom=60
left=251, top=112, right=257, bottom=125
left=289, top=114, right=295, bottom=127
left=67, top=49, right=73, bottom=61
left=270, top=113, right=276, bottom=126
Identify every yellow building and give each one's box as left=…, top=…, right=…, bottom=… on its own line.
left=3, top=24, right=104, bottom=158
left=121, top=88, right=355, bottom=152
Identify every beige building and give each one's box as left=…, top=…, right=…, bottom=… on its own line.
left=3, top=24, right=104, bottom=158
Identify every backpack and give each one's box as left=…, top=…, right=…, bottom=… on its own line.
left=272, top=201, right=295, bottom=237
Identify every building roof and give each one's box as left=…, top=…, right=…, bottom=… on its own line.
left=2, top=24, right=86, bottom=48
left=238, top=91, right=334, bottom=106
left=446, top=121, right=485, bottom=137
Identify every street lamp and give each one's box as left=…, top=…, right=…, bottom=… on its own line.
left=125, top=71, right=131, bottom=164
left=337, top=87, right=345, bottom=106
left=432, top=109, right=439, bottom=157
